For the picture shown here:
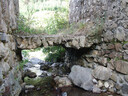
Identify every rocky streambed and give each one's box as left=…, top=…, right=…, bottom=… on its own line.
left=19, top=58, right=121, bottom=96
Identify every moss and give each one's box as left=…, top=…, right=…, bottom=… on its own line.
left=107, top=58, right=111, bottom=62
left=123, top=41, right=128, bottom=45
left=47, top=68, right=53, bottom=72
left=24, top=76, right=54, bottom=87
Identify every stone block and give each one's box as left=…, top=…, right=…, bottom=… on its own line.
left=114, top=26, right=126, bottom=41
left=123, top=50, right=128, bottom=60
left=92, top=66, right=112, bottom=80
left=123, top=43, right=128, bottom=50
left=0, top=33, right=8, bottom=43
left=114, top=60, right=128, bottom=74
left=121, top=84, right=128, bottom=95
left=115, top=43, right=122, bottom=51
left=0, top=62, right=10, bottom=74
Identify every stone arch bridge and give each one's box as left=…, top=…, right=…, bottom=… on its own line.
left=15, top=34, right=98, bottom=50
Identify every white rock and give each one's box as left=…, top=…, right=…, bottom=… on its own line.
left=92, top=79, right=98, bottom=84
left=104, top=82, right=109, bottom=88
left=25, top=85, right=35, bottom=89
left=98, top=80, right=103, bottom=88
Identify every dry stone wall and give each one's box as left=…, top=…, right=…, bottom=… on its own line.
left=69, top=0, right=128, bottom=42
left=0, top=0, right=22, bottom=96
left=69, top=0, right=128, bottom=95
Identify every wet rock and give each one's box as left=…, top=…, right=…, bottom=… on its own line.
left=51, top=63, right=61, bottom=67
left=29, top=58, right=44, bottom=64
left=68, top=65, right=93, bottom=91
left=24, top=62, right=36, bottom=68
left=93, top=85, right=101, bottom=93
left=40, top=62, right=53, bottom=71
left=39, top=72, right=48, bottom=77
left=24, top=70, right=37, bottom=78
left=114, top=60, right=128, bottom=74
left=40, top=64, right=50, bottom=70
left=92, top=66, right=112, bottom=80
left=25, top=85, right=35, bottom=89
left=121, top=84, right=128, bottom=94
left=54, top=76, right=72, bottom=87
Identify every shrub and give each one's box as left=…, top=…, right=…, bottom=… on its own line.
left=44, top=12, right=69, bottom=34
left=17, top=0, right=69, bottom=35
left=42, top=46, right=65, bottom=62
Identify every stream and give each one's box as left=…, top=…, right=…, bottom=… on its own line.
left=20, top=58, right=121, bottom=96
left=20, top=86, right=120, bottom=96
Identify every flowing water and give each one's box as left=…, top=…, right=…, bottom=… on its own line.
left=20, top=86, right=121, bottom=96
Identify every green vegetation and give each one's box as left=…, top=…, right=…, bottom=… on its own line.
left=24, top=76, right=54, bottom=86
left=22, top=50, right=30, bottom=58
left=21, top=46, right=65, bottom=63
left=17, top=60, right=28, bottom=70
left=42, top=46, right=65, bottom=62
left=18, top=0, right=106, bottom=65
left=92, top=17, right=105, bottom=36
left=17, top=0, right=69, bottom=35
left=123, top=41, right=128, bottom=45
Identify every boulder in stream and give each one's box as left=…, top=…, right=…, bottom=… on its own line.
left=29, top=58, right=44, bottom=64
left=54, top=76, right=72, bottom=87
left=68, top=65, right=93, bottom=91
